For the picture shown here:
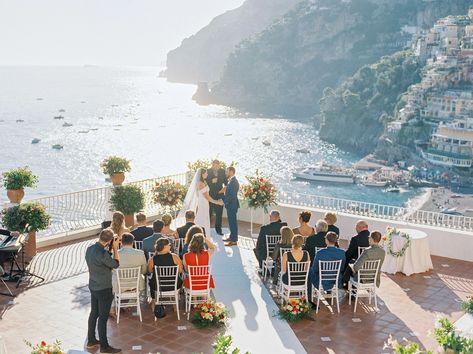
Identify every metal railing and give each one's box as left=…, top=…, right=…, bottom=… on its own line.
left=278, top=191, right=473, bottom=231
left=1, top=173, right=472, bottom=239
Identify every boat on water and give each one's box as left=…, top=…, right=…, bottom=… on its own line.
left=54, top=115, right=64, bottom=120
left=31, top=138, right=41, bottom=144
left=361, top=177, right=389, bottom=187
left=52, top=144, right=63, bottom=150
left=62, top=122, right=73, bottom=127
left=58, top=109, right=66, bottom=113
left=296, top=148, right=310, bottom=154
left=385, top=187, right=400, bottom=193
left=78, top=130, right=89, bottom=133
left=294, top=164, right=355, bottom=184
left=16, top=119, right=24, bottom=123
left=262, top=140, right=271, bottom=146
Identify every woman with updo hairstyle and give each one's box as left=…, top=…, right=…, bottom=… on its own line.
left=324, top=212, right=339, bottom=236
left=109, top=211, right=130, bottom=239
left=148, top=237, right=183, bottom=298
left=182, top=225, right=205, bottom=256
left=281, top=234, right=309, bottom=286
left=271, top=226, right=294, bottom=284
left=292, top=210, right=315, bottom=237
left=183, top=234, right=216, bottom=290
left=161, top=214, right=178, bottom=238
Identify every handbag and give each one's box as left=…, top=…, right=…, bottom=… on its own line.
left=154, top=304, right=166, bottom=318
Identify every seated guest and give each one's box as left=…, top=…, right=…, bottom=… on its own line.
left=183, top=234, right=216, bottom=290
left=324, top=212, right=340, bottom=247
left=182, top=225, right=205, bottom=256
left=131, top=213, right=153, bottom=242
left=292, top=210, right=315, bottom=237
left=112, top=233, right=147, bottom=293
left=271, top=227, right=294, bottom=284
left=161, top=214, right=178, bottom=239
left=309, top=232, right=346, bottom=291
left=303, top=220, right=328, bottom=263
left=143, top=219, right=164, bottom=259
left=148, top=238, right=183, bottom=298
left=342, top=231, right=385, bottom=288
left=109, top=211, right=130, bottom=240
left=254, top=210, right=287, bottom=268
left=281, top=235, right=309, bottom=286
left=345, top=220, right=370, bottom=265
left=177, top=210, right=196, bottom=239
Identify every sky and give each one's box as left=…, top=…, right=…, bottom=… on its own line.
left=0, top=0, right=245, bottom=66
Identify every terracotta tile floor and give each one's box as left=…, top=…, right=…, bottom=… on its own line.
left=0, top=223, right=472, bottom=354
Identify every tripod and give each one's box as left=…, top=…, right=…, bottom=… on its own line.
left=15, top=234, right=44, bottom=288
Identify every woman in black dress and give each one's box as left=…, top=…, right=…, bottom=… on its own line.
left=281, top=235, right=309, bottom=286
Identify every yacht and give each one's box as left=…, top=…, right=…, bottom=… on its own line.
left=31, top=138, right=41, bottom=144
left=294, top=164, right=355, bottom=184
left=361, top=177, right=388, bottom=187
left=62, top=122, right=73, bottom=127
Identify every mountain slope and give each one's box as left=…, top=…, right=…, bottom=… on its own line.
left=163, top=0, right=303, bottom=84
left=209, top=0, right=473, bottom=116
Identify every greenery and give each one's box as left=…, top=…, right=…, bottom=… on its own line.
left=187, top=158, right=237, bottom=172
left=212, top=334, right=249, bottom=354
left=110, top=185, right=145, bottom=215
left=1, top=202, right=50, bottom=232
left=1, top=167, right=38, bottom=190
left=24, top=339, right=64, bottom=354
left=462, top=296, right=473, bottom=315
left=384, top=335, right=431, bottom=354
left=100, top=156, right=131, bottom=176
left=319, top=50, right=422, bottom=154
left=434, top=318, right=473, bottom=353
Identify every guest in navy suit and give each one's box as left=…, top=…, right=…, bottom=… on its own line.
left=309, top=232, right=346, bottom=291
left=223, top=166, right=239, bottom=246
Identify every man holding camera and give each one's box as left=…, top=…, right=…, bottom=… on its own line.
left=85, top=229, right=121, bottom=354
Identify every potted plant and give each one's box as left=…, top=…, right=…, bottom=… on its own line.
left=1, top=167, right=38, bottom=203
left=1, top=201, right=50, bottom=257
left=109, top=185, right=145, bottom=227
left=101, top=156, right=131, bottom=186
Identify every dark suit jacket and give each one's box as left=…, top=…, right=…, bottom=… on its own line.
left=224, top=176, right=240, bottom=211
left=0, top=229, right=12, bottom=237
left=131, top=225, right=154, bottom=242
left=143, top=233, right=163, bottom=259
left=345, top=230, right=370, bottom=263
left=303, top=232, right=327, bottom=262
left=327, top=224, right=339, bottom=236
left=254, top=221, right=287, bottom=263
left=206, top=168, right=228, bottom=199
left=310, top=246, right=346, bottom=290
left=177, top=222, right=195, bottom=239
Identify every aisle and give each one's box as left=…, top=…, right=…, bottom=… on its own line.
left=210, top=230, right=307, bottom=354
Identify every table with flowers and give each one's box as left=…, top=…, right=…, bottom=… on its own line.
left=381, top=228, right=433, bottom=276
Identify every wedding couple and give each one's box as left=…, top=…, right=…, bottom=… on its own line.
left=179, top=163, right=239, bottom=246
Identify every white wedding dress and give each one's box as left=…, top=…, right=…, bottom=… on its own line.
left=195, top=185, right=211, bottom=234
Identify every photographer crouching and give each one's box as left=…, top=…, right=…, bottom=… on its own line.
left=85, top=229, right=121, bottom=354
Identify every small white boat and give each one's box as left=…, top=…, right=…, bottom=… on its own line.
left=31, top=138, right=41, bottom=144
left=58, top=109, right=66, bottom=113
left=62, top=122, right=73, bottom=127
left=296, top=148, right=310, bottom=154
left=361, top=179, right=388, bottom=187
left=16, top=119, right=24, bottom=123
left=54, top=115, right=64, bottom=120
left=294, top=164, right=355, bottom=184
left=262, top=140, right=271, bottom=146
left=385, top=187, right=400, bottom=193
left=36, top=97, right=43, bottom=101
left=52, top=144, right=63, bottom=150
left=78, top=130, right=89, bottom=133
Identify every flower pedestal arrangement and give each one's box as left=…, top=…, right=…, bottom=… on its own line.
left=109, top=185, right=145, bottom=228
left=152, top=179, right=187, bottom=219
left=1, top=167, right=38, bottom=204
left=191, top=300, right=228, bottom=328
left=242, top=170, right=278, bottom=235
left=101, top=156, right=131, bottom=186
left=1, top=202, right=50, bottom=257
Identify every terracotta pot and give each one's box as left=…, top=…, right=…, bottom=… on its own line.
left=124, top=214, right=135, bottom=228
left=111, top=172, right=125, bottom=186
left=25, top=231, right=37, bottom=258
left=7, top=189, right=25, bottom=204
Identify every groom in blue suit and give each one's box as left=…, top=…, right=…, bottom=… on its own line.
left=223, top=166, right=240, bottom=246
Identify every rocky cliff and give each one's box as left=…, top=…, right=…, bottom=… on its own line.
left=163, top=0, right=303, bottom=84
left=208, top=0, right=473, bottom=117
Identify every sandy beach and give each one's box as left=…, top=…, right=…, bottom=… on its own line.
left=419, top=187, right=473, bottom=217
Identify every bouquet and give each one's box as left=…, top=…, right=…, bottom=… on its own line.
left=24, top=339, right=64, bottom=354
left=192, top=300, right=228, bottom=328
left=152, top=179, right=187, bottom=208
left=278, top=298, right=313, bottom=322
left=242, top=170, right=277, bottom=212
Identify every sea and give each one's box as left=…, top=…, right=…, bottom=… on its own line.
left=0, top=66, right=421, bottom=207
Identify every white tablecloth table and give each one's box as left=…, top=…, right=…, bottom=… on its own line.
left=381, top=228, right=433, bottom=276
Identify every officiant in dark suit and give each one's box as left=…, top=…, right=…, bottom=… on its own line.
left=206, top=160, right=228, bottom=235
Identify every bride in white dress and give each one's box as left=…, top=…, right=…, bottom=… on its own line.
left=179, top=168, right=224, bottom=234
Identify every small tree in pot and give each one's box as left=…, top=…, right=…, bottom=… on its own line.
left=110, top=185, right=145, bottom=227
left=1, top=167, right=38, bottom=203
left=101, top=156, right=131, bottom=186
left=1, top=201, right=50, bottom=256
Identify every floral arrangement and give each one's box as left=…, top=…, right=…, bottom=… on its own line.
left=192, top=300, right=228, bottom=328
left=278, top=298, right=312, bottom=322
left=462, top=295, right=473, bottom=315
left=2, top=202, right=50, bottom=232
left=153, top=179, right=187, bottom=208
left=100, top=156, right=131, bottom=176
left=1, top=167, right=38, bottom=190
left=241, top=170, right=277, bottom=212
left=24, top=339, right=64, bottom=354
left=382, top=227, right=411, bottom=258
